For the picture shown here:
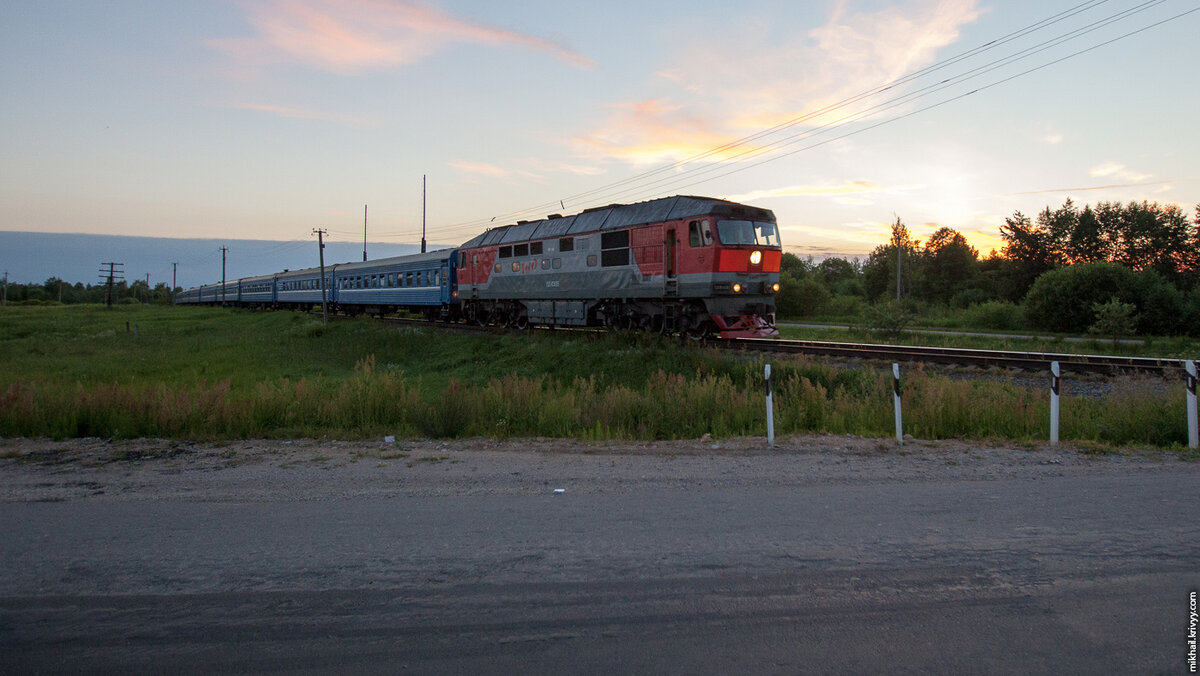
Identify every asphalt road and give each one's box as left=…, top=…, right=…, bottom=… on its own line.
left=2, top=471, right=1197, bottom=674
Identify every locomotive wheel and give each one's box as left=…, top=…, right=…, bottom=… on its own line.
left=512, top=315, right=529, bottom=330
left=612, top=313, right=635, bottom=331
left=470, top=305, right=487, bottom=326
left=681, top=317, right=708, bottom=342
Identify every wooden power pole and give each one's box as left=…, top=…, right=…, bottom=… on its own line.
left=219, top=247, right=228, bottom=306
left=99, top=262, right=124, bottom=307
left=313, top=229, right=328, bottom=327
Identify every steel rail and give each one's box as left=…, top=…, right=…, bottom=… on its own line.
left=329, top=311, right=1191, bottom=378
left=717, top=337, right=1189, bottom=377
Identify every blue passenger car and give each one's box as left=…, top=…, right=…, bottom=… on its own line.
left=238, top=273, right=276, bottom=306
left=334, top=249, right=457, bottom=318
left=276, top=266, right=335, bottom=310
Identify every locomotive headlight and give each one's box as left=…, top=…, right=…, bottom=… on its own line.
left=750, top=250, right=762, bottom=265
left=771, top=283, right=780, bottom=293
left=732, top=283, right=742, bottom=293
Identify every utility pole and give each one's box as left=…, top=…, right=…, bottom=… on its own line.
left=313, top=229, right=328, bottom=327
left=220, top=247, right=228, bottom=306
left=2, top=270, right=7, bottom=307
left=421, top=175, right=427, bottom=254
left=171, top=262, right=178, bottom=292
left=144, top=273, right=150, bottom=304
left=363, top=204, right=368, bottom=262
left=99, top=262, right=124, bottom=307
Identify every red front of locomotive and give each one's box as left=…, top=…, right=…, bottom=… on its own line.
left=670, top=210, right=783, bottom=338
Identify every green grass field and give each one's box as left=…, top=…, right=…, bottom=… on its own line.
left=0, top=305, right=1194, bottom=450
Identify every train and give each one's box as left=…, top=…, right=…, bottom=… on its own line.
left=175, top=195, right=783, bottom=338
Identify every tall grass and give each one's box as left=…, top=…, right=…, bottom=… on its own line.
left=2, top=358, right=1192, bottom=446
left=0, top=305, right=1193, bottom=446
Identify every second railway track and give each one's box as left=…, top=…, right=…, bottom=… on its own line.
left=343, top=312, right=1193, bottom=378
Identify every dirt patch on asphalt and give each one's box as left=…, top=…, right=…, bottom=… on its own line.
left=0, top=434, right=1194, bottom=503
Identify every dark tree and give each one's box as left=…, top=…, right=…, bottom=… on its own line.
left=920, top=227, right=978, bottom=303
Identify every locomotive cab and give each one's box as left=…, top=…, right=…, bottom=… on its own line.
left=700, top=217, right=782, bottom=337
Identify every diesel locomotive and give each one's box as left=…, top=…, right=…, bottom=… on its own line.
left=175, top=195, right=783, bottom=338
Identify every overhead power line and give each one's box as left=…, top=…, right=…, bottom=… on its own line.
left=411, top=0, right=1195, bottom=241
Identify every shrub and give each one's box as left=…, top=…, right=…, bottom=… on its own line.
left=776, top=274, right=831, bottom=318
left=824, top=294, right=865, bottom=319
left=950, top=288, right=991, bottom=309
left=1088, top=299, right=1138, bottom=345
left=959, top=301, right=1025, bottom=331
left=1023, top=263, right=1186, bottom=335
left=860, top=300, right=915, bottom=340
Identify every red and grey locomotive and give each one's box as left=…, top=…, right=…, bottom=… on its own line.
left=455, top=195, right=781, bottom=338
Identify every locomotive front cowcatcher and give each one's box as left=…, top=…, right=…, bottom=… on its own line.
left=456, top=195, right=782, bottom=338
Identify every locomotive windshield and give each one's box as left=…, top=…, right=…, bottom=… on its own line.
left=716, top=220, right=781, bottom=247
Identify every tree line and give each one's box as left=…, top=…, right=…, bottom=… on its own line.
left=2, top=278, right=177, bottom=306
left=776, top=199, right=1200, bottom=337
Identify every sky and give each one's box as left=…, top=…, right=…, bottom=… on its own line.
left=3, top=0, right=1198, bottom=285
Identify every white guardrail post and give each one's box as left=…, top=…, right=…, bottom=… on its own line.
left=765, top=364, right=775, bottom=448
left=893, top=363, right=903, bottom=445
left=1050, top=361, right=1061, bottom=446
left=1187, top=359, right=1198, bottom=449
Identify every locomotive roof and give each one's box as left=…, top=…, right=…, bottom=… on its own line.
left=459, top=195, right=776, bottom=249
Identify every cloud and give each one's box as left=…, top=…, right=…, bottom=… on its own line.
left=1007, top=177, right=1197, bottom=196
left=727, top=180, right=921, bottom=204
left=211, top=0, right=593, bottom=75
left=576, top=0, right=982, bottom=166
left=1042, top=133, right=1063, bottom=144
left=449, top=160, right=514, bottom=179
left=1089, top=161, right=1152, bottom=183
left=573, top=99, right=759, bottom=166
left=224, top=101, right=377, bottom=126
left=450, top=158, right=605, bottom=182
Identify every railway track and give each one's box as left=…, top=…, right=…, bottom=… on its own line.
left=341, top=312, right=1193, bottom=378
left=717, top=337, right=1191, bottom=378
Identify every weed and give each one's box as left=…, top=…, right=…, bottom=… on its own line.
left=0, top=305, right=1193, bottom=447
